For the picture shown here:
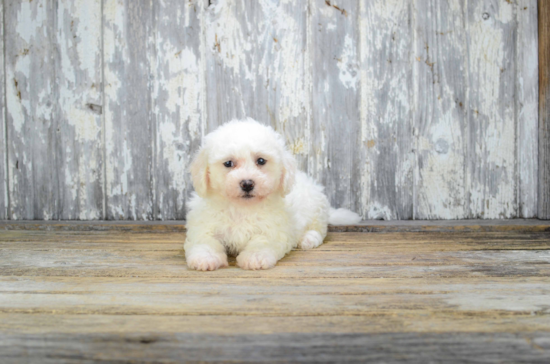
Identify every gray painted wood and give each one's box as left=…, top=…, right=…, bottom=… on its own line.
left=413, top=0, right=467, bottom=219
left=0, top=0, right=542, bottom=220
left=310, top=0, right=360, bottom=210
left=5, top=1, right=59, bottom=220
left=103, top=0, right=154, bottom=220
left=0, top=1, right=6, bottom=220
left=358, top=1, right=414, bottom=219
left=151, top=0, right=204, bottom=220
left=56, top=0, right=104, bottom=219
left=2, top=332, right=549, bottom=364
left=539, top=0, right=550, bottom=219
left=517, top=0, right=538, bottom=218
left=204, top=0, right=309, bottom=170
left=466, top=0, right=518, bottom=219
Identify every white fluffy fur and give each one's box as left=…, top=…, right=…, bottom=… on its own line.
left=184, top=118, right=361, bottom=271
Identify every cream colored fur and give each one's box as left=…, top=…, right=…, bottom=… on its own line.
left=184, top=118, right=360, bottom=271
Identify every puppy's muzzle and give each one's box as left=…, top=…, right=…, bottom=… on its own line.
left=240, top=180, right=255, bottom=192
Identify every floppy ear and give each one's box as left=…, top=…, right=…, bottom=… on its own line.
left=190, top=147, right=209, bottom=197
left=280, top=150, right=297, bottom=196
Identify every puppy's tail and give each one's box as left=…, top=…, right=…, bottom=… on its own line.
left=329, top=208, right=361, bottom=225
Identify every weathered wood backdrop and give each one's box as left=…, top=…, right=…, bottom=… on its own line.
left=0, top=0, right=540, bottom=220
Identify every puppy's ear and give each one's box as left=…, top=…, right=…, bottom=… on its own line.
left=280, top=150, right=297, bottom=196
left=190, top=147, right=209, bottom=197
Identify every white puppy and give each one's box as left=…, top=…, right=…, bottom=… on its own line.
left=184, top=118, right=361, bottom=271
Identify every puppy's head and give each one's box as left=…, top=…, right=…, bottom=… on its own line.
left=190, top=118, right=296, bottom=203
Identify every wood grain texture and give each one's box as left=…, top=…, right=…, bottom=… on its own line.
left=0, top=1, right=6, bottom=220
left=466, top=0, right=517, bottom=218
left=1, top=219, right=550, bottom=233
left=310, top=0, right=359, bottom=209
left=204, top=0, right=310, bottom=170
left=1, top=230, right=549, bottom=279
left=413, top=0, right=467, bottom=219
left=151, top=1, right=204, bottom=220
left=0, top=226, right=550, bottom=362
left=0, top=1, right=542, bottom=221
left=1, top=331, right=548, bottom=364
left=539, top=0, right=550, bottom=219
left=517, top=0, right=538, bottom=218
left=56, top=0, right=103, bottom=219
left=103, top=0, right=154, bottom=220
left=359, top=0, right=414, bottom=219
left=5, top=1, right=59, bottom=220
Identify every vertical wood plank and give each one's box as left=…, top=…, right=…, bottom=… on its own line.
left=310, top=0, right=360, bottom=210
left=358, top=1, right=414, bottom=220
left=539, top=0, right=550, bottom=219
left=204, top=0, right=309, bottom=170
left=152, top=1, right=204, bottom=220
left=56, top=0, right=103, bottom=219
left=0, top=1, right=6, bottom=220
left=103, top=0, right=154, bottom=220
left=413, top=0, right=467, bottom=219
left=516, top=0, right=538, bottom=218
left=466, top=0, right=517, bottom=219
left=5, top=1, right=58, bottom=220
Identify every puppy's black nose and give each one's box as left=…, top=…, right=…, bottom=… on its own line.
left=240, top=180, right=255, bottom=192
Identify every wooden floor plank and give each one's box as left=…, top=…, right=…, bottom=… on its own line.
left=0, top=276, right=548, bottom=317
left=0, top=225, right=549, bottom=362
left=2, top=219, right=550, bottom=232
left=2, top=313, right=550, bottom=335
left=1, top=331, right=549, bottom=363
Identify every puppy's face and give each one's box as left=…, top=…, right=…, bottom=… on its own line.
left=210, top=151, right=280, bottom=202
left=191, top=119, right=296, bottom=204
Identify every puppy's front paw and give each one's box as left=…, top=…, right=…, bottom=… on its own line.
left=299, top=230, right=324, bottom=250
left=186, top=248, right=228, bottom=271
left=237, top=250, right=277, bottom=270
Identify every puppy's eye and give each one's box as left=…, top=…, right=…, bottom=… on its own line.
left=223, top=161, right=234, bottom=168
left=256, top=158, right=267, bottom=166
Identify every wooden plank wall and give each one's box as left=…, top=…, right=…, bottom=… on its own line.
left=0, top=0, right=541, bottom=220
left=539, top=0, right=550, bottom=219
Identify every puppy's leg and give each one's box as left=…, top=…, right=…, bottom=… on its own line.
left=184, top=237, right=228, bottom=271
left=299, top=217, right=328, bottom=250
left=237, top=236, right=289, bottom=270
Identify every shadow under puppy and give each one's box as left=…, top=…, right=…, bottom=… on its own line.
left=185, top=118, right=361, bottom=270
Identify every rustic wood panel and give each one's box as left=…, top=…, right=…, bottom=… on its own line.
left=1, top=276, right=550, bottom=316
left=56, top=0, right=103, bottom=219
left=103, top=0, right=154, bottom=220
left=310, top=0, right=359, bottom=209
left=1, top=330, right=548, bottom=364
left=0, top=1, right=6, bottom=220
left=540, top=0, right=550, bottom=219
left=1, top=230, right=549, bottom=279
left=413, top=0, right=467, bottom=219
left=1, top=219, right=550, bottom=233
left=358, top=1, right=414, bottom=219
left=5, top=1, right=59, bottom=220
left=151, top=1, right=204, bottom=220
left=204, top=0, right=309, bottom=170
left=0, top=1, right=542, bottom=220
left=517, top=0, right=538, bottom=218
left=0, top=226, right=549, bottom=362
left=466, top=0, right=517, bottom=218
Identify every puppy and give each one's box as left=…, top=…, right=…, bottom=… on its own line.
left=184, top=118, right=361, bottom=270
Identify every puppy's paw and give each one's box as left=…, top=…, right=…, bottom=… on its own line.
left=237, top=250, right=277, bottom=270
left=186, top=247, right=228, bottom=271
left=299, top=230, right=324, bottom=250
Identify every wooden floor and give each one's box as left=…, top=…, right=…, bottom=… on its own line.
left=1, top=221, right=550, bottom=363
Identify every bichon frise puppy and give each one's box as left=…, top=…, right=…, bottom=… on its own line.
left=184, top=118, right=361, bottom=271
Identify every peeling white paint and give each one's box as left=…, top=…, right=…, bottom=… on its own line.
left=1, top=0, right=540, bottom=221
left=337, top=35, right=358, bottom=90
